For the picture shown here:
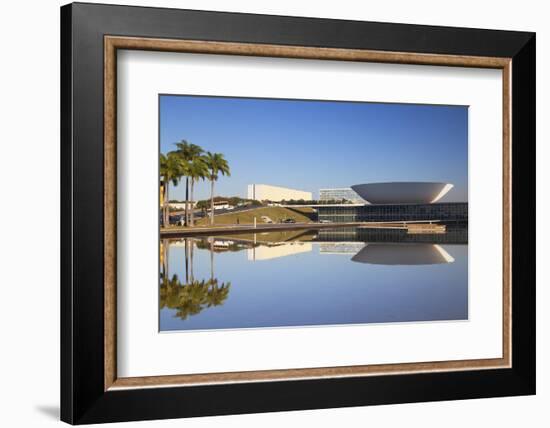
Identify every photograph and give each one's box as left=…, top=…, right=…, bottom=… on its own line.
left=54, top=2, right=536, bottom=424
left=158, top=95, right=468, bottom=331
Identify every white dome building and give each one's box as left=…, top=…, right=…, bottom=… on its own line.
left=351, top=182, right=453, bottom=205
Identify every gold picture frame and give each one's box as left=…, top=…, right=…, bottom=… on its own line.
left=103, top=36, right=512, bottom=391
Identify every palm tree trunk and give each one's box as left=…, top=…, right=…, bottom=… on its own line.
left=184, top=177, right=189, bottom=227
left=162, top=202, right=168, bottom=228
left=190, top=178, right=195, bottom=227
left=210, top=180, right=215, bottom=225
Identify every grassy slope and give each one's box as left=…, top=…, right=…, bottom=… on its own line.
left=194, top=206, right=313, bottom=226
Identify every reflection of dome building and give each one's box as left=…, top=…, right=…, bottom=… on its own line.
left=351, top=243, right=455, bottom=265
left=351, top=182, right=454, bottom=205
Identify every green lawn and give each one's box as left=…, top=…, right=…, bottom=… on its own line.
left=194, top=206, right=314, bottom=226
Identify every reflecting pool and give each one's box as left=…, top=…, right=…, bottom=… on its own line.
left=160, top=227, right=468, bottom=331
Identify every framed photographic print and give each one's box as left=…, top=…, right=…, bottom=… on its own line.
left=61, top=2, right=536, bottom=424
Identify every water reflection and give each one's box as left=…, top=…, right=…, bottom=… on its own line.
left=160, top=238, right=231, bottom=321
left=160, top=226, right=468, bottom=331
left=351, top=243, right=455, bottom=265
left=248, top=242, right=313, bottom=261
left=160, top=275, right=230, bottom=321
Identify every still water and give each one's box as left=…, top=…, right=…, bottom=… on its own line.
left=160, top=227, right=468, bottom=331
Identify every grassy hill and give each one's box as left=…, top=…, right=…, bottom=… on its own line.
left=194, top=206, right=314, bottom=226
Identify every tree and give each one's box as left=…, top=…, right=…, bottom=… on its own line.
left=204, top=152, right=231, bottom=225
left=159, top=152, right=185, bottom=227
left=186, top=156, right=209, bottom=227
left=174, top=141, right=204, bottom=226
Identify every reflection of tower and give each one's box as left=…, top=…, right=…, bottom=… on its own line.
left=351, top=243, right=455, bottom=265
left=317, top=228, right=358, bottom=242
left=319, top=242, right=366, bottom=255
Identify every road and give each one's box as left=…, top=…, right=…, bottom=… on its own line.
left=160, top=222, right=365, bottom=237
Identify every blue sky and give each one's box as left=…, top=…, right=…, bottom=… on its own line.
left=160, top=95, right=468, bottom=202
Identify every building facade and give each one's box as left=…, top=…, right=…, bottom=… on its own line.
left=319, top=187, right=365, bottom=203
left=317, top=225, right=468, bottom=244
left=247, top=184, right=312, bottom=202
left=317, top=202, right=468, bottom=224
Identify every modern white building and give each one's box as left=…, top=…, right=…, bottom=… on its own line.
left=319, top=187, right=366, bottom=203
left=350, top=182, right=454, bottom=204
left=247, top=184, right=312, bottom=202
left=168, top=201, right=197, bottom=210
left=211, top=200, right=233, bottom=210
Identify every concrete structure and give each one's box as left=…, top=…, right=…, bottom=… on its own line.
left=351, top=182, right=454, bottom=204
left=247, top=184, right=312, bottom=202
left=317, top=225, right=468, bottom=244
left=319, top=187, right=366, bottom=203
left=318, top=202, right=467, bottom=224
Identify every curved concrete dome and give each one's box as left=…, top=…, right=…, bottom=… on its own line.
left=351, top=182, right=453, bottom=204
left=351, top=243, right=455, bottom=265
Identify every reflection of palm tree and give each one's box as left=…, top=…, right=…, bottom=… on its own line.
left=159, top=274, right=231, bottom=321
left=190, top=239, right=195, bottom=282
left=184, top=238, right=189, bottom=283
left=160, top=239, right=169, bottom=280
left=206, top=278, right=229, bottom=306
left=210, top=238, right=214, bottom=281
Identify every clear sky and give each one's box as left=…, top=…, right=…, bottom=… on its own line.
left=160, top=95, right=468, bottom=202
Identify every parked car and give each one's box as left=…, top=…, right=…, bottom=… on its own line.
left=281, top=218, right=296, bottom=224
left=261, top=216, right=274, bottom=224
left=319, top=219, right=332, bottom=224
left=172, top=215, right=185, bottom=226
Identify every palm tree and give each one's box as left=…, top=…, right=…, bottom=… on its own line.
left=174, top=141, right=204, bottom=226
left=204, top=152, right=231, bottom=225
left=187, top=156, right=209, bottom=227
left=159, top=152, right=185, bottom=227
